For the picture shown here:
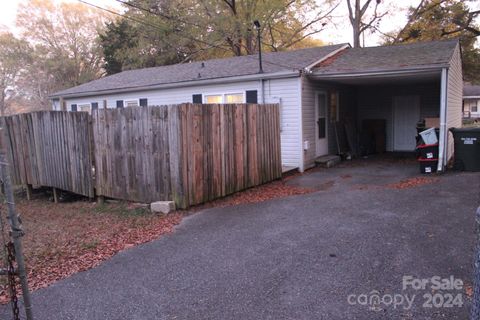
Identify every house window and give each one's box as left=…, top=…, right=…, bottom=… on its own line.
left=225, top=93, right=244, bottom=103
left=205, top=95, right=223, bottom=104
left=204, top=93, right=245, bottom=104
left=125, top=99, right=139, bottom=107
left=79, top=103, right=91, bottom=113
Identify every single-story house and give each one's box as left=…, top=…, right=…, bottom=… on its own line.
left=50, top=39, right=462, bottom=172
left=463, top=83, right=480, bottom=118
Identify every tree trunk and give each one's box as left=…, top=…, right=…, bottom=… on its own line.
left=0, top=89, right=5, bottom=116
left=353, top=0, right=361, bottom=48
left=353, top=22, right=361, bottom=48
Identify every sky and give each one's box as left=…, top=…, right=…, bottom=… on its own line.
left=0, top=0, right=478, bottom=47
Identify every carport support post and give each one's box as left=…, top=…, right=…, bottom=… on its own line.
left=437, top=68, right=448, bottom=172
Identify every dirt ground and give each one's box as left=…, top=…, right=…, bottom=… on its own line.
left=0, top=174, right=313, bottom=303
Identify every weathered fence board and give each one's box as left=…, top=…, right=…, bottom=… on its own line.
left=1, top=112, right=94, bottom=198
left=93, top=103, right=281, bottom=208
left=93, top=106, right=173, bottom=204
left=3, top=104, right=280, bottom=208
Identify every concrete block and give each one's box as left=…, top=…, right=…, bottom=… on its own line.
left=315, top=155, right=341, bottom=168
left=150, top=201, right=176, bottom=214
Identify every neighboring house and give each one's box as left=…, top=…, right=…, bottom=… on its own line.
left=463, top=83, right=480, bottom=119
left=50, top=39, right=462, bottom=173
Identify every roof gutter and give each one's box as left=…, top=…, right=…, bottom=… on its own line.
left=49, top=70, right=301, bottom=100
left=307, top=65, right=448, bottom=79
left=464, top=95, right=480, bottom=99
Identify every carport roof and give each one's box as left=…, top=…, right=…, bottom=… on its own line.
left=312, top=39, right=458, bottom=75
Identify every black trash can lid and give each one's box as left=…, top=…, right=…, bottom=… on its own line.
left=450, top=127, right=480, bottom=133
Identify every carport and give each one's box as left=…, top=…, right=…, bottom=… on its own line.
left=299, top=40, right=463, bottom=172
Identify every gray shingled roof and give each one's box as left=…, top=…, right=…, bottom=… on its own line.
left=464, top=83, right=480, bottom=96
left=51, top=44, right=347, bottom=98
left=313, top=40, right=458, bottom=75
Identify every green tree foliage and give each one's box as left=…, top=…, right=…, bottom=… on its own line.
left=391, top=0, right=480, bottom=83
left=100, top=20, right=139, bottom=75
left=100, top=0, right=336, bottom=74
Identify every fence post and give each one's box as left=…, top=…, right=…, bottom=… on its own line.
left=472, top=206, right=480, bottom=320
left=0, top=124, right=34, bottom=320
left=25, top=184, right=32, bottom=201
left=52, top=187, right=58, bottom=203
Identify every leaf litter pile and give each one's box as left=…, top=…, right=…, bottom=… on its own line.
left=0, top=176, right=313, bottom=303
left=387, top=176, right=439, bottom=189
left=0, top=199, right=182, bottom=304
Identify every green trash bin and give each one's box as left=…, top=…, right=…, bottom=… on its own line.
left=450, top=127, right=480, bottom=171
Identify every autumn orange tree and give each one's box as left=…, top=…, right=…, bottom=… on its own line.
left=0, top=33, right=31, bottom=115
left=391, top=0, right=480, bottom=83
left=14, top=0, right=113, bottom=108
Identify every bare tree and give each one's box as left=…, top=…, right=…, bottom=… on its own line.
left=0, top=33, right=30, bottom=115
left=346, top=0, right=387, bottom=47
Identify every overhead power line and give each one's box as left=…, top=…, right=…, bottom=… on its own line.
left=77, top=0, right=299, bottom=70
left=112, top=0, right=298, bottom=70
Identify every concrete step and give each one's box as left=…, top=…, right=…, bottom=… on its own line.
left=315, top=155, right=341, bottom=168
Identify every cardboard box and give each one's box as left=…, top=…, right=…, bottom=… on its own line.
left=425, top=117, right=440, bottom=128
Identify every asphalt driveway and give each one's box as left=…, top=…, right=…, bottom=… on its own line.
left=3, top=159, right=480, bottom=319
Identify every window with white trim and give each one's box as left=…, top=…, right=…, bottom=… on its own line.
left=78, top=103, right=91, bottom=113
left=473, top=101, right=478, bottom=113
left=204, top=93, right=245, bottom=104
left=225, top=93, right=244, bottom=103
left=205, top=95, right=223, bottom=103
left=125, top=99, right=139, bottom=107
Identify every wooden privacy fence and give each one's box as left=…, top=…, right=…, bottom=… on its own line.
left=1, top=103, right=281, bottom=208
left=93, top=103, right=282, bottom=208
left=1, top=112, right=94, bottom=198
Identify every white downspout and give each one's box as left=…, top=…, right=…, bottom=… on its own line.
left=438, top=68, right=448, bottom=172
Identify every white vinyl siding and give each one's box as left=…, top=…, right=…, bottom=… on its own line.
left=301, top=76, right=318, bottom=169
left=264, top=77, right=302, bottom=170
left=61, top=81, right=260, bottom=110
left=60, top=77, right=303, bottom=170
left=446, top=44, right=463, bottom=162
